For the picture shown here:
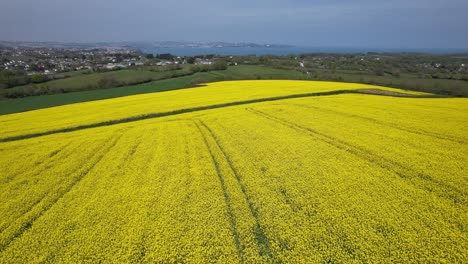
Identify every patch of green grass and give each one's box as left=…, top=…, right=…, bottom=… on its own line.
left=7, top=68, right=193, bottom=93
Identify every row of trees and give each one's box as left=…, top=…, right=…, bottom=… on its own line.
left=0, top=71, right=53, bottom=89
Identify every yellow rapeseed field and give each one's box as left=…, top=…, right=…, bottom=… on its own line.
left=0, top=81, right=466, bottom=263
left=0, top=80, right=426, bottom=140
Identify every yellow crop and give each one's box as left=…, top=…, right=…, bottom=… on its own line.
left=0, top=80, right=427, bottom=140
left=0, top=81, right=466, bottom=263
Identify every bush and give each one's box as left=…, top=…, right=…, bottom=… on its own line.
left=190, top=65, right=210, bottom=73
left=374, top=69, right=385, bottom=76
left=187, top=57, right=196, bottom=64
left=187, top=78, right=208, bottom=87
left=31, top=74, right=49, bottom=84
left=211, top=60, right=228, bottom=71
left=98, top=74, right=119, bottom=88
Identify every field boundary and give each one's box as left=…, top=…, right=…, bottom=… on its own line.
left=0, top=89, right=443, bottom=143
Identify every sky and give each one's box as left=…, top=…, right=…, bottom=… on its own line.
left=1, top=0, right=468, bottom=49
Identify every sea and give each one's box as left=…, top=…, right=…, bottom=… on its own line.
left=141, top=46, right=468, bottom=56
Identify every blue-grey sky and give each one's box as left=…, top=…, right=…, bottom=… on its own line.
left=1, top=0, right=468, bottom=48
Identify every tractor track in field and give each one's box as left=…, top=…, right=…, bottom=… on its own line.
left=283, top=102, right=466, bottom=144
left=0, top=132, right=124, bottom=253
left=114, top=134, right=144, bottom=173
left=195, top=121, right=244, bottom=262
left=2, top=141, right=75, bottom=184
left=125, top=128, right=166, bottom=264
left=0, top=141, right=79, bottom=235
left=0, top=192, right=48, bottom=235
left=197, top=120, right=276, bottom=262
left=247, top=108, right=466, bottom=206
left=0, top=89, right=442, bottom=143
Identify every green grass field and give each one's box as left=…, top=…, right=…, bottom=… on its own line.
left=0, top=66, right=306, bottom=115
left=5, top=68, right=194, bottom=93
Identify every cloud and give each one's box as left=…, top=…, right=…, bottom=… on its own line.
left=0, top=0, right=467, bottom=48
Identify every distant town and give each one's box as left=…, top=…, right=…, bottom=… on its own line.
left=0, top=46, right=143, bottom=74
left=1, top=41, right=466, bottom=76
left=0, top=41, right=258, bottom=75
left=1, top=40, right=467, bottom=98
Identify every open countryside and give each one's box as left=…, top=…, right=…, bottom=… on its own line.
left=0, top=80, right=466, bottom=262
left=2, top=0, right=468, bottom=262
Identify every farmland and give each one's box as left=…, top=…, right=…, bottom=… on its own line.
left=0, top=80, right=429, bottom=141
left=0, top=81, right=466, bottom=262
left=0, top=66, right=307, bottom=115
left=7, top=68, right=193, bottom=92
